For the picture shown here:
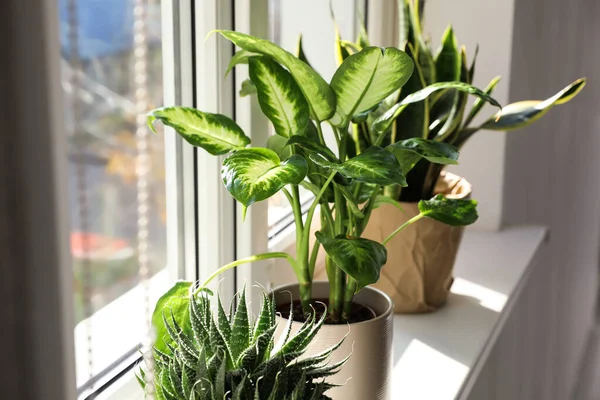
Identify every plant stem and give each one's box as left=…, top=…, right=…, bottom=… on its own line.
left=342, top=279, right=357, bottom=320
left=197, top=252, right=299, bottom=291
left=314, top=120, right=326, bottom=145
left=308, top=238, right=320, bottom=280
left=382, top=213, right=425, bottom=246
left=302, top=171, right=337, bottom=248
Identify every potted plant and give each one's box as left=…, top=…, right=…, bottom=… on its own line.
left=147, top=29, right=497, bottom=398
left=313, top=0, right=586, bottom=313
left=139, top=284, right=346, bottom=399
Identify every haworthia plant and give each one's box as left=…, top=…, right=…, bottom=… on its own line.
left=139, top=284, right=346, bottom=399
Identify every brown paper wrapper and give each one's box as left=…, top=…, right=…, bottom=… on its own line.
left=314, top=172, right=472, bottom=314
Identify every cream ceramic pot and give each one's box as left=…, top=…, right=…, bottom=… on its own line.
left=272, top=281, right=394, bottom=400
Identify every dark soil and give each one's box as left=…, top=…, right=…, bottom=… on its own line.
left=275, top=298, right=377, bottom=325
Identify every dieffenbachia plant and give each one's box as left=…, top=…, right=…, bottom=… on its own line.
left=139, top=284, right=346, bottom=399
left=148, top=30, right=483, bottom=322
left=340, top=0, right=586, bottom=202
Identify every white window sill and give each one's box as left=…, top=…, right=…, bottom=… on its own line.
left=391, top=226, right=547, bottom=400
left=97, top=226, right=546, bottom=400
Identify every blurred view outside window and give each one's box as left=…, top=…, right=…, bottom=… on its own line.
left=59, top=0, right=167, bottom=389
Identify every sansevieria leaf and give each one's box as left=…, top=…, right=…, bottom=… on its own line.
left=372, top=82, right=502, bottom=134
left=222, top=148, right=308, bottom=218
left=481, top=78, right=586, bottom=131
left=147, top=107, right=251, bottom=155
left=434, top=25, right=461, bottom=83
left=310, top=146, right=407, bottom=186
left=419, top=194, right=478, bottom=226
left=329, top=46, right=414, bottom=127
left=315, top=232, right=387, bottom=292
left=387, top=138, right=459, bottom=174
left=248, top=56, right=309, bottom=138
left=211, top=30, right=336, bottom=121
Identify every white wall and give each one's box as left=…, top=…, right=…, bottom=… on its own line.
left=503, top=0, right=600, bottom=397
left=424, top=0, right=516, bottom=231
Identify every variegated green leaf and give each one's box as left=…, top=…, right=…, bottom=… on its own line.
left=372, top=82, right=502, bottom=133
left=419, top=194, right=478, bottom=226
left=212, top=30, right=336, bottom=121
left=239, top=79, right=257, bottom=97
left=266, top=135, right=292, bottom=160
left=221, top=148, right=308, bottom=218
left=151, top=281, right=192, bottom=354
left=295, top=34, right=311, bottom=66
left=329, top=46, right=414, bottom=126
left=226, top=49, right=260, bottom=76
left=310, top=146, right=407, bottom=186
left=249, top=56, right=309, bottom=138
left=315, top=232, right=387, bottom=292
left=482, top=78, right=586, bottom=131
left=435, top=46, right=470, bottom=140
left=147, top=107, right=251, bottom=155
left=387, top=138, right=459, bottom=174
left=285, top=135, right=338, bottom=161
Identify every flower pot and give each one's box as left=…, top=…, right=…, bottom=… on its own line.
left=272, top=281, right=394, bottom=400
left=365, top=171, right=472, bottom=313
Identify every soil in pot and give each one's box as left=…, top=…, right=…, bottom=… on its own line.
left=275, top=298, right=376, bottom=324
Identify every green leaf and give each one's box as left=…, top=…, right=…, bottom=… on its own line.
left=373, top=194, right=404, bottom=211
left=221, top=148, right=308, bottom=217
left=386, top=138, right=459, bottom=174
left=315, top=232, right=387, bottom=292
left=239, top=79, right=257, bottom=97
left=147, top=107, right=251, bottom=155
left=227, top=49, right=260, bottom=76
left=335, top=184, right=365, bottom=219
left=216, top=297, right=232, bottom=342
left=463, top=75, right=501, bottom=128
left=296, top=34, right=311, bottom=66
left=230, top=288, right=251, bottom=364
left=418, top=194, right=478, bottom=226
left=211, top=30, right=336, bottom=121
left=482, top=78, right=586, bottom=131
left=407, top=0, right=436, bottom=85
left=151, top=281, right=193, bottom=354
left=389, top=41, right=427, bottom=143
left=310, top=146, right=407, bottom=186
left=249, top=56, right=310, bottom=138
left=372, top=81, right=502, bottom=133
left=329, top=46, right=414, bottom=126
left=434, top=25, right=460, bottom=83
left=435, top=47, right=470, bottom=140
left=266, top=134, right=292, bottom=160
left=285, top=135, right=338, bottom=161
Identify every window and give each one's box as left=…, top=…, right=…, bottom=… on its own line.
left=59, top=0, right=171, bottom=394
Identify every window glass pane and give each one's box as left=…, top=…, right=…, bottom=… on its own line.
left=267, top=0, right=357, bottom=235
left=59, top=0, right=168, bottom=390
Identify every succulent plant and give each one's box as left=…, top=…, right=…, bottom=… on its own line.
left=138, top=283, right=346, bottom=399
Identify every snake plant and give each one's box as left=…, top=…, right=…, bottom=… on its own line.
left=147, top=29, right=484, bottom=322
left=343, top=0, right=586, bottom=201
left=138, top=283, right=346, bottom=399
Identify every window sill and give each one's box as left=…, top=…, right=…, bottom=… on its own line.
left=391, top=225, right=547, bottom=400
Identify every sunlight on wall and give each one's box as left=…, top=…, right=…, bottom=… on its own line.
left=393, top=339, right=470, bottom=399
